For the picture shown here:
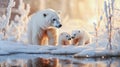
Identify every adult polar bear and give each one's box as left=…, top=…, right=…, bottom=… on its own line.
left=28, top=9, right=62, bottom=45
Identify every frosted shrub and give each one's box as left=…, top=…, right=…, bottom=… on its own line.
left=0, top=15, right=6, bottom=32
left=0, top=0, right=15, bottom=40
left=0, top=0, right=30, bottom=42
left=104, top=0, right=115, bottom=50
left=8, top=1, right=30, bottom=42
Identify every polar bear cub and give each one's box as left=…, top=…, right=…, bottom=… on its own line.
left=71, top=29, right=91, bottom=46
left=58, top=32, right=71, bottom=45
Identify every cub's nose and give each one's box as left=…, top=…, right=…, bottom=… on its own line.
left=68, top=38, right=71, bottom=40
left=58, top=24, right=62, bottom=28
left=71, top=37, right=75, bottom=39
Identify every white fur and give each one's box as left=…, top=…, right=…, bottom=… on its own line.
left=58, top=32, right=71, bottom=45
left=71, top=29, right=91, bottom=45
left=27, top=9, right=61, bottom=45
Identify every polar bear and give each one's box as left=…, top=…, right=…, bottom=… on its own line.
left=28, top=9, right=62, bottom=45
left=58, top=32, right=71, bottom=45
left=71, top=30, right=91, bottom=46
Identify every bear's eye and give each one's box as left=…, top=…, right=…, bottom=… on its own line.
left=74, top=34, right=76, bottom=36
left=66, top=35, right=68, bottom=37
left=43, top=13, right=47, bottom=17
left=53, top=19, right=56, bottom=21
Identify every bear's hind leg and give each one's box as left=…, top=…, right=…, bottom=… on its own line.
left=28, top=27, right=32, bottom=44
left=78, top=39, right=85, bottom=46
left=32, top=28, right=40, bottom=45
left=32, top=34, right=39, bottom=45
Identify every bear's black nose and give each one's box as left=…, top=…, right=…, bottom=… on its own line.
left=71, top=37, right=74, bottom=39
left=58, top=24, right=62, bottom=28
left=68, top=38, right=71, bottom=40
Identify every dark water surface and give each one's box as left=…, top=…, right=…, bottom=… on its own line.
left=0, top=54, right=120, bottom=67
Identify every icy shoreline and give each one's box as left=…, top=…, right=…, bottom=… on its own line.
left=0, top=40, right=120, bottom=58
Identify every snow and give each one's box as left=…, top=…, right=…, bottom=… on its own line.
left=51, top=45, right=91, bottom=55
left=0, top=38, right=120, bottom=59
left=74, top=40, right=120, bottom=58
left=0, top=50, right=9, bottom=55
left=0, top=41, right=91, bottom=55
left=74, top=47, right=120, bottom=58
left=0, top=41, right=51, bottom=54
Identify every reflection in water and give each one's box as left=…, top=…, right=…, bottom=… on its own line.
left=0, top=57, right=120, bottom=67
left=0, top=59, right=27, bottom=67
left=27, top=58, right=60, bottom=67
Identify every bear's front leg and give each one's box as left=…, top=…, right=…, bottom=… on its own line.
left=38, top=31, right=47, bottom=45
left=72, top=39, right=78, bottom=46
left=47, top=28, right=57, bottom=46
left=78, top=39, right=85, bottom=46
left=64, top=41, right=70, bottom=45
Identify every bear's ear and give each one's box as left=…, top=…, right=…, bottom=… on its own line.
left=57, top=10, right=61, bottom=14
left=43, top=13, right=47, bottom=17
left=61, top=33, right=63, bottom=35
left=57, top=11, right=61, bottom=14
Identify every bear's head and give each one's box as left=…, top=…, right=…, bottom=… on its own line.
left=42, top=9, right=62, bottom=28
left=60, top=32, right=71, bottom=41
left=71, top=30, right=83, bottom=39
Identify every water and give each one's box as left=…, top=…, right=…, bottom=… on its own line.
left=0, top=54, right=120, bottom=67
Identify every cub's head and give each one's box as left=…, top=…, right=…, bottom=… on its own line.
left=71, top=30, right=83, bottom=39
left=60, top=32, right=71, bottom=40
left=42, top=9, right=62, bottom=28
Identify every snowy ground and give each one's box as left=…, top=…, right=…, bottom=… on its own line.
left=0, top=38, right=120, bottom=59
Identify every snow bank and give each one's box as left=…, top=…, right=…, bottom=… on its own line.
left=0, top=41, right=92, bottom=55
left=0, top=41, right=50, bottom=54
left=74, top=48, right=120, bottom=58
left=51, top=45, right=91, bottom=55
left=0, top=39, right=87, bottom=55
left=0, top=39, right=120, bottom=58
left=74, top=40, right=120, bottom=58
left=0, top=50, right=9, bottom=55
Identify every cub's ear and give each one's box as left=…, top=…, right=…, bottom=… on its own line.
left=57, top=10, right=61, bottom=14
left=43, top=13, right=47, bottom=17
left=61, top=33, right=63, bottom=35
